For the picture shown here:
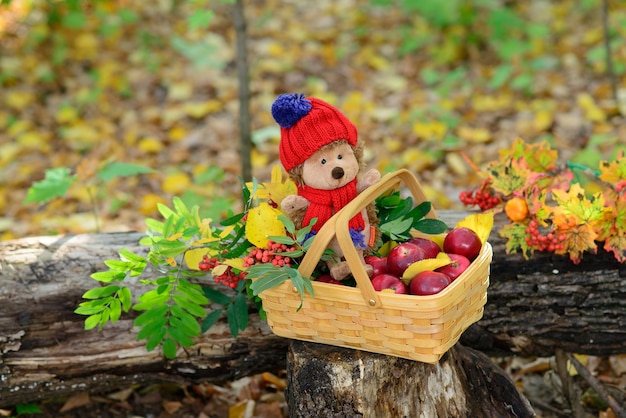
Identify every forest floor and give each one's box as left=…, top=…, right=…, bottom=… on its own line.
left=1, top=0, right=625, bottom=416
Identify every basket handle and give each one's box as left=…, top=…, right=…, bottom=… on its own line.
left=298, top=169, right=437, bottom=308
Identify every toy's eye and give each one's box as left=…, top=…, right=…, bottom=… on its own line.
left=321, top=158, right=327, bottom=165
left=337, top=154, right=343, bottom=160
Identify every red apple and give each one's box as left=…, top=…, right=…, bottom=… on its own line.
left=371, top=274, right=408, bottom=294
left=408, top=237, right=441, bottom=258
left=409, top=271, right=452, bottom=296
left=364, top=256, right=388, bottom=277
left=386, top=242, right=427, bottom=277
left=443, top=227, right=482, bottom=261
left=435, top=253, right=470, bottom=281
left=316, top=275, right=343, bottom=285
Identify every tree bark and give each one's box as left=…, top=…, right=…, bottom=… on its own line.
left=1, top=210, right=624, bottom=406
left=286, top=340, right=535, bottom=418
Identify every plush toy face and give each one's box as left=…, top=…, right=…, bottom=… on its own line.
left=301, top=141, right=359, bottom=190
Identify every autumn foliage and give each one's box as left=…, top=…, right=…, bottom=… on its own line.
left=461, top=137, right=626, bottom=264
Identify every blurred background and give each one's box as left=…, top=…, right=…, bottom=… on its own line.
left=1, top=0, right=625, bottom=239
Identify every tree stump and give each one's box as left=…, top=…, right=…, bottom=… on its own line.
left=286, top=341, right=535, bottom=418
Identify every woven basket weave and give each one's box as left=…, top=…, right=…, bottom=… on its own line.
left=257, top=169, right=492, bottom=363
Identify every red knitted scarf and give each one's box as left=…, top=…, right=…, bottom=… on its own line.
left=298, top=179, right=365, bottom=234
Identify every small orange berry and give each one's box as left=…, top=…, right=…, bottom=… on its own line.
left=505, top=197, right=529, bottom=222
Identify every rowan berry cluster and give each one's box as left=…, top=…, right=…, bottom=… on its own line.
left=459, top=188, right=500, bottom=210
left=198, top=255, right=247, bottom=289
left=524, top=218, right=566, bottom=252
left=242, top=240, right=297, bottom=268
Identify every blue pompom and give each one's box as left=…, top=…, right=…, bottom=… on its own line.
left=271, top=93, right=312, bottom=128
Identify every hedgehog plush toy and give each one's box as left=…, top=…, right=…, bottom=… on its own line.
left=271, top=93, right=381, bottom=280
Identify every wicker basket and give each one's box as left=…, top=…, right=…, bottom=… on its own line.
left=257, top=169, right=492, bottom=363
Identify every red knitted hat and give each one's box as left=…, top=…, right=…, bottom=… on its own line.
left=271, top=93, right=358, bottom=172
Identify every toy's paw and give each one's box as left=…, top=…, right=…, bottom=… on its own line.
left=281, top=195, right=310, bottom=216
left=357, top=169, right=381, bottom=193
left=364, top=263, right=374, bottom=277
left=330, top=261, right=352, bottom=281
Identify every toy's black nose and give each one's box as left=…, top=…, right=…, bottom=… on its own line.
left=332, top=167, right=344, bottom=180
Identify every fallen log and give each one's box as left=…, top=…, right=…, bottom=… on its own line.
left=1, top=211, right=624, bottom=406
left=0, top=232, right=288, bottom=407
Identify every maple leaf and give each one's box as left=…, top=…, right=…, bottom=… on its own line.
left=499, top=222, right=534, bottom=259
left=486, top=157, right=537, bottom=196
left=504, top=137, right=559, bottom=173
left=603, top=233, right=626, bottom=263
left=555, top=223, right=598, bottom=264
left=598, top=151, right=626, bottom=186
left=551, top=183, right=608, bottom=230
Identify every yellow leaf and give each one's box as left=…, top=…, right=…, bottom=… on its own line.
left=138, top=137, right=164, bottom=154
left=223, top=257, right=245, bottom=271
left=412, top=121, right=447, bottom=140
left=577, top=93, right=606, bottom=122
left=457, top=126, right=492, bottom=143
left=251, top=149, right=269, bottom=168
left=168, top=81, right=193, bottom=101
left=219, top=224, right=235, bottom=239
left=168, top=126, right=188, bottom=142
left=402, top=253, right=452, bottom=282
left=212, top=264, right=228, bottom=276
left=410, top=230, right=446, bottom=249
left=455, top=212, right=494, bottom=244
left=163, top=172, right=191, bottom=195
left=185, top=248, right=210, bottom=270
left=55, top=106, right=79, bottom=124
left=166, top=257, right=177, bottom=267
left=184, top=100, right=221, bottom=118
left=139, top=193, right=167, bottom=216
left=245, top=202, right=286, bottom=248
left=5, top=90, right=34, bottom=111
left=166, top=232, right=183, bottom=241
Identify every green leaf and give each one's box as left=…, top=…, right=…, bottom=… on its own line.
left=84, top=314, right=102, bottom=330
left=15, top=403, right=42, bottom=415
left=187, top=9, right=214, bottom=30
left=23, top=167, right=77, bottom=204
left=134, top=305, right=169, bottom=327
left=74, top=300, right=107, bottom=315
left=162, top=337, right=178, bottom=359
left=406, top=201, right=432, bottom=223
left=145, top=328, right=166, bottom=352
left=90, top=271, right=126, bottom=283
left=380, top=217, right=414, bottom=240
left=268, top=235, right=296, bottom=245
left=134, top=288, right=171, bottom=311
left=201, top=309, right=223, bottom=332
left=103, top=259, right=131, bottom=271
left=119, top=287, right=132, bottom=311
left=119, top=248, right=146, bottom=264
left=62, top=10, right=86, bottom=28
left=226, top=302, right=240, bottom=337
left=413, top=218, right=448, bottom=234
left=145, top=218, right=165, bottom=234
left=278, top=214, right=296, bottom=234
left=82, top=285, right=120, bottom=299
left=203, top=286, right=232, bottom=305
left=97, top=162, right=154, bottom=181
left=170, top=305, right=201, bottom=336
left=220, top=212, right=245, bottom=226
left=172, top=196, right=191, bottom=219
left=168, top=323, right=195, bottom=346
left=173, top=294, right=206, bottom=318
left=136, top=315, right=168, bottom=340
left=233, top=293, right=249, bottom=330
left=286, top=268, right=314, bottom=311
left=109, top=298, right=122, bottom=322
left=248, top=266, right=291, bottom=296
left=178, top=279, right=210, bottom=305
